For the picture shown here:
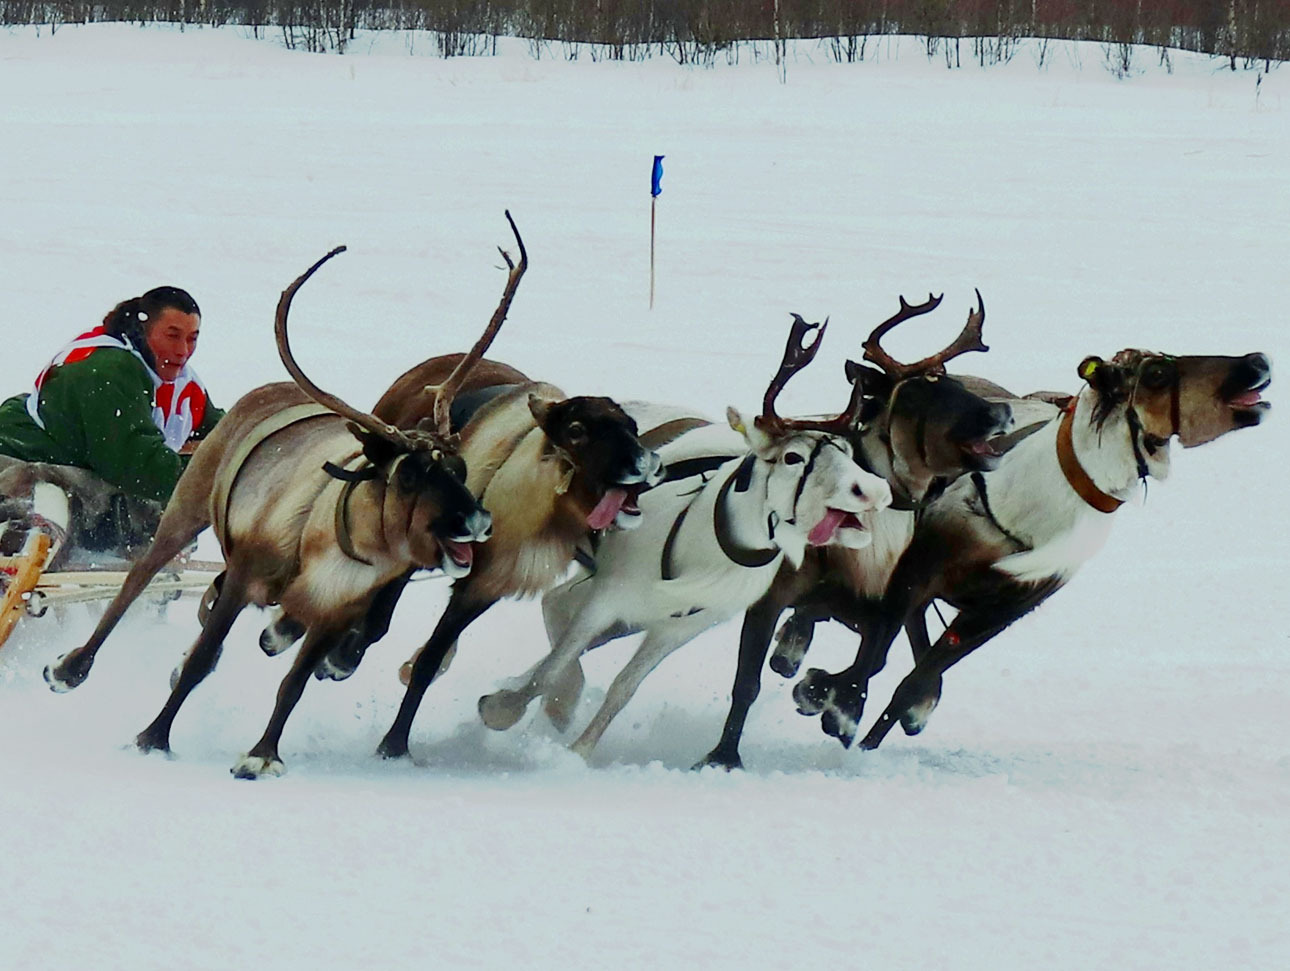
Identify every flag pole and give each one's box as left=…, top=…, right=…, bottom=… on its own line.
left=649, top=195, right=657, bottom=309
left=650, top=155, right=664, bottom=309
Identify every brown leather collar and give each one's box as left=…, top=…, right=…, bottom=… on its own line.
left=1056, top=400, right=1123, bottom=514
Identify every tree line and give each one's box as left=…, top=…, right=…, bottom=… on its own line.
left=2, top=1, right=1286, bottom=69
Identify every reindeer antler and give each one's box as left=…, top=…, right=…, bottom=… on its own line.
left=430, top=210, right=528, bottom=439
left=755, top=313, right=829, bottom=433
left=862, top=290, right=988, bottom=379
left=275, top=246, right=424, bottom=452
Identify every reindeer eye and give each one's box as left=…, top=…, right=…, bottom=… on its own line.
left=566, top=421, right=587, bottom=443
left=1141, top=362, right=1173, bottom=388
left=783, top=452, right=805, bottom=466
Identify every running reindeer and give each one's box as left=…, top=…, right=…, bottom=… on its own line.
left=283, top=272, right=665, bottom=764
left=474, top=313, right=896, bottom=758
left=698, top=292, right=1016, bottom=770
left=790, top=346, right=1271, bottom=751
left=42, top=214, right=535, bottom=774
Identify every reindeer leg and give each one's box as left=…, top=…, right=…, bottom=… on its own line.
left=45, top=512, right=208, bottom=693
left=768, top=611, right=818, bottom=678
left=695, top=592, right=789, bottom=771
left=569, top=613, right=716, bottom=761
left=377, top=587, right=493, bottom=760
left=859, top=579, right=1062, bottom=750
left=316, top=569, right=412, bottom=682
left=478, top=582, right=611, bottom=733
left=135, top=570, right=249, bottom=754
left=232, top=628, right=341, bottom=779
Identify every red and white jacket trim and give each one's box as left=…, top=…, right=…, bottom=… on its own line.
left=27, top=325, right=211, bottom=453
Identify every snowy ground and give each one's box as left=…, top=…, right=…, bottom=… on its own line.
left=1, top=24, right=1287, bottom=970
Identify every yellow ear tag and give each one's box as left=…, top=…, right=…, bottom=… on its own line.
left=1078, top=357, right=1102, bottom=382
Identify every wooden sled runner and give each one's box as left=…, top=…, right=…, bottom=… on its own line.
left=0, top=532, right=222, bottom=650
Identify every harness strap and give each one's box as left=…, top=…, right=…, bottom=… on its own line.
left=971, top=472, right=1031, bottom=552
left=714, top=457, right=779, bottom=569
left=212, top=403, right=335, bottom=551
left=1056, top=401, right=1123, bottom=514
left=638, top=416, right=711, bottom=452
left=658, top=455, right=780, bottom=580
left=333, top=456, right=376, bottom=566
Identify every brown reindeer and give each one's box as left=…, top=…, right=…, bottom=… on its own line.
left=257, top=274, right=664, bottom=763
left=43, top=215, right=531, bottom=775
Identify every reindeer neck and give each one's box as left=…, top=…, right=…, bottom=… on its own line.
left=660, top=453, right=783, bottom=581
left=966, top=392, right=1125, bottom=582
left=1064, top=390, right=1144, bottom=504
left=853, top=424, right=935, bottom=508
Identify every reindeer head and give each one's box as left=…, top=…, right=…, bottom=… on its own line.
left=727, top=315, right=892, bottom=565
left=275, top=215, right=538, bottom=577
left=1077, top=349, right=1272, bottom=481
left=850, top=292, right=1013, bottom=498
left=528, top=394, right=663, bottom=532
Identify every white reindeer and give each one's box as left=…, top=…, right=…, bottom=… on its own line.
left=476, top=315, right=893, bottom=756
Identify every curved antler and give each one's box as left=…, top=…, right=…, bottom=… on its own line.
left=430, top=210, right=529, bottom=439
left=756, top=313, right=829, bottom=433
left=275, top=246, right=421, bottom=451
left=862, top=290, right=988, bottom=379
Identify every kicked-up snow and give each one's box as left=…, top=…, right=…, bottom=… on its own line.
left=0, top=24, right=1287, bottom=970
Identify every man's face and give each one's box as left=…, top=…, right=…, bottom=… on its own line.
left=145, top=307, right=201, bottom=381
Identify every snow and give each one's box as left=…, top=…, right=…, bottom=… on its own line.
left=1, top=24, right=1288, bottom=970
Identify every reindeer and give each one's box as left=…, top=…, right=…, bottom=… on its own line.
left=474, top=314, right=895, bottom=758
left=283, top=293, right=666, bottom=763
left=42, top=214, right=531, bottom=776
left=696, top=293, right=1016, bottom=770
left=787, top=346, right=1271, bottom=751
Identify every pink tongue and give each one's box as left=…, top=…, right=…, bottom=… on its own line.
left=1230, top=390, right=1262, bottom=406
left=442, top=540, right=474, bottom=568
left=807, top=508, right=848, bottom=546
left=587, top=488, right=628, bottom=530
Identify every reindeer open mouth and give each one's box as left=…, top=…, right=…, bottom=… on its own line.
left=437, top=538, right=476, bottom=578
left=1223, top=379, right=1271, bottom=419
left=807, top=508, right=867, bottom=546
left=1218, top=354, right=1272, bottom=426
left=587, top=483, right=648, bottom=531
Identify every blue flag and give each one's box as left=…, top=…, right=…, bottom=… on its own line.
left=651, top=155, right=664, bottom=197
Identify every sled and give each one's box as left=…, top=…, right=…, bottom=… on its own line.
left=0, top=535, right=222, bottom=650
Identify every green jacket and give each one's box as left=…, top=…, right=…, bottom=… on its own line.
left=0, top=348, right=223, bottom=504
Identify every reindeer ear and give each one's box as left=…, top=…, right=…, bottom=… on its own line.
left=528, top=394, right=554, bottom=426
left=356, top=429, right=401, bottom=469
left=1078, top=356, right=1104, bottom=383
left=728, top=407, right=774, bottom=453
left=726, top=406, right=748, bottom=436
left=846, top=360, right=892, bottom=399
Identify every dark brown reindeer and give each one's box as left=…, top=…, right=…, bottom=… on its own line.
left=42, top=216, right=533, bottom=775
left=789, top=346, right=1272, bottom=752
left=696, top=292, right=1016, bottom=769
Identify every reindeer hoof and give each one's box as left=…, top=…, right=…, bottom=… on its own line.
left=693, top=750, right=742, bottom=772
left=792, top=668, right=832, bottom=716
left=478, top=689, right=528, bottom=731
left=231, top=754, right=285, bottom=779
left=769, top=617, right=814, bottom=678
left=820, top=707, right=857, bottom=748
left=376, top=735, right=409, bottom=760
left=135, top=727, right=172, bottom=755
left=260, top=616, right=305, bottom=657
left=44, top=653, right=90, bottom=693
